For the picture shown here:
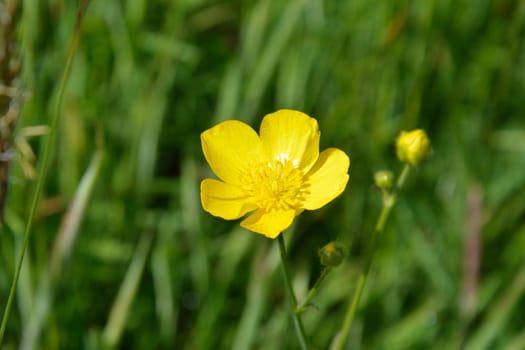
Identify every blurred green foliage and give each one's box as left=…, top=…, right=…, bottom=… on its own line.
left=1, top=0, right=525, bottom=349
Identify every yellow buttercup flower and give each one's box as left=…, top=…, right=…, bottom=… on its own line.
left=396, top=129, right=430, bottom=166
left=200, top=109, right=350, bottom=239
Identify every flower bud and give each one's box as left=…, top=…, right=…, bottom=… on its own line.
left=318, top=242, right=346, bottom=267
left=396, top=129, right=430, bottom=166
left=374, top=170, right=394, bottom=189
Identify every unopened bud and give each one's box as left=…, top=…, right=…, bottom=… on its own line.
left=396, top=129, right=430, bottom=166
left=374, top=170, right=394, bottom=189
left=318, top=242, right=346, bottom=267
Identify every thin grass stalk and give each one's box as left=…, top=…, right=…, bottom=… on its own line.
left=277, top=235, right=309, bottom=350
left=102, top=231, right=154, bottom=349
left=20, top=148, right=103, bottom=350
left=464, top=261, right=525, bottom=350
left=0, top=0, right=90, bottom=344
left=231, top=244, right=270, bottom=350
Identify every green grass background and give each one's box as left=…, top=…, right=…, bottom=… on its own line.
left=1, top=0, right=525, bottom=349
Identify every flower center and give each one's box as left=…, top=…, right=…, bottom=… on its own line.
left=242, top=158, right=308, bottom=211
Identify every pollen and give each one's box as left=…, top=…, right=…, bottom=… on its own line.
left=242, top=158, right=308, bottom=211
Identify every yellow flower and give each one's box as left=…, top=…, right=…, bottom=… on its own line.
left=200, top=109, right=350, bottom=239
left=396, top=129, right=430, bottom=166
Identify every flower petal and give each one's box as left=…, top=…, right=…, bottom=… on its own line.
left=260, top=110, right=320, bottom=172
left=240, top=208, right=296, bottom=238
left=201, top=120, right=262, bottom=185
left=201, top=179, right=257, bottom=220
left=303, top=148, right=350, bottom=210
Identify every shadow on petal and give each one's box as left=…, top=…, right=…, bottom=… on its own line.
left=240, top=208, right=296, bottom=238
left=201, top=179, right=257, bottom=219
left=303, top=148, right=350, bottom=210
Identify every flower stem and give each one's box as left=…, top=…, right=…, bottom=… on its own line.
left=396, top=163, right=411, bottom=189
left=277, top=235, right=309, bottom=350
left=0, top=1, right=89, bottom=344
left=296, top=266, right=332, bottom=314
left=330, top=164, right=411, bottom=350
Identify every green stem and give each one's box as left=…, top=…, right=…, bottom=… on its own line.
left=0, top=1, right=89, bottom=344
left=330, top=164, right=411, bottom=350
left=396, top=163, right=411, bottom=189
left=103, top=231, right=154, bottom=349
left=277, top=235, right=309, bottom=350
left=296, top=266, right=332, bottom=314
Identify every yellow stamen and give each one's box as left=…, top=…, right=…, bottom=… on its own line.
left=242, top=158, right=308, bottom=211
